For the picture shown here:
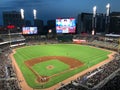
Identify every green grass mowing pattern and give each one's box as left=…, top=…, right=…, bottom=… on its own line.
left=14, top=44, right=111, bottom=89
left=32, top=60, right=70, bottom=76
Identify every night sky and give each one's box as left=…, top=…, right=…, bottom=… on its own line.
left=0, top=0, right=120, bottom=25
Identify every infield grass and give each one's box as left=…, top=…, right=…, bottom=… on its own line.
left=32, top=59, right=69, bottom=76
left=14, top=44, right=111, bottom=89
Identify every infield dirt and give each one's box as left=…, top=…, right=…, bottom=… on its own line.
left=24, top=56, right=83, bottom=83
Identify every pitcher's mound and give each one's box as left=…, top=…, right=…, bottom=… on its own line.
left=46, top=65, right=54, bottom=70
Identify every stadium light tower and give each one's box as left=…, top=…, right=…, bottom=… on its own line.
left=92, top=6, right=97, bottom=35
left=20, top=9, right=24, bottom=19
left=33, top=9, right=37, bottom=20
left=106, top=3, right=110, bottom=16
left=20, top=9, right=25, bottom=27
left=93, top=6, right=97, bottom=18
left=105, top=3, right=110, bottom=34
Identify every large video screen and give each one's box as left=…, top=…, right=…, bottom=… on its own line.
left=56, top=18, right=76, bottom=34
left=22, top=27, right=38, bottom=34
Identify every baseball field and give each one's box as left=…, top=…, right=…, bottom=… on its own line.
left=13, top=44, right=111, bottom=89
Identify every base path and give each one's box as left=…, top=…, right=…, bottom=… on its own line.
left=25, top=56, right=83, bottom=83
left=10, top=49, right=116, bottom=90
left=9, top=50, right=33, bottom=90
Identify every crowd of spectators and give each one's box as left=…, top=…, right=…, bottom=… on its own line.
left=73, top=35, right=119, bottom=51
left=1, top=34, right=25, bottom=42
left=57, top=54, right=120, bottom=90
left=89, top=39, right=118, bottom=50
left=0, top=34, right=119, bottom=90
left=0, top=46, right=21, bottom=90
left=0, top=38, right=3, bottom=43
left=25, top=35, right=58, bottom=45
left=87, top=36, right=119, bottom=51
left=100, top=75, right=120, bottom=90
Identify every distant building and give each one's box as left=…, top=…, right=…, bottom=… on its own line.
left=96, top=13, right=106, bottom=33
left=77, top=14, right=81, bottom=34
left=77, top=13, right=92, bottom=34
left=47, top=20, right=56, bottom=34
left=77, top=13, right=106, bottom=34
left=2, top=11, right=25, bottom=27
left=25, top=20, right=31, bottom=26
left=110, top=12, right=120, bottom=34
left=47, top=20, right=55, bottom=27
left=34, top=19, right=44, bottom=34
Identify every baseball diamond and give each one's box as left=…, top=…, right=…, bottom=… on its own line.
left=12, top=44, right=111, bottom=89
left=25, top=56, right=83, bottom=83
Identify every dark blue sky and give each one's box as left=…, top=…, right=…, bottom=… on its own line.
left=0, top=0, right=120, bottom=25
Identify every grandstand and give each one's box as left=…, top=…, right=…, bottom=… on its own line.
left=0, top=45, right=21, bottom=90
left=0, top=31, right=25, bottom=90
left=57, top=55, right=120, bottom=90
left=0, top=33, right=25, bottom=48
left=0, top=32, right=120, bottom=90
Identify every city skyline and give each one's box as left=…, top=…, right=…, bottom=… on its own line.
left=0, top=0, right=120, bottom=25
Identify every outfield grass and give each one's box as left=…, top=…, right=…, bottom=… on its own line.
left=32, top=59, right=70, bottom=76
left=14, top=44, right=111, bottom=89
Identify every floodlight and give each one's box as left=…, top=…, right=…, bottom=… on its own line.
left=20, top=9, right=24, bottom=19
left=33, top=9, right=37, bottom=19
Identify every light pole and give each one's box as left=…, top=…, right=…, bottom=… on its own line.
left=20, top=9, right=25, bottom=26
left=92, top=6, right=97, bottom=35
left=8, top=28, right=11, bottom=47
left=7, top=25, right=15, bottom=47
left=33, top=9, right=37, bottom=20
left=20, top=9, right=24, bottom=19
left=105, top=3, right=110, bottom=34
left=106, top=3, right=110, bottom=17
